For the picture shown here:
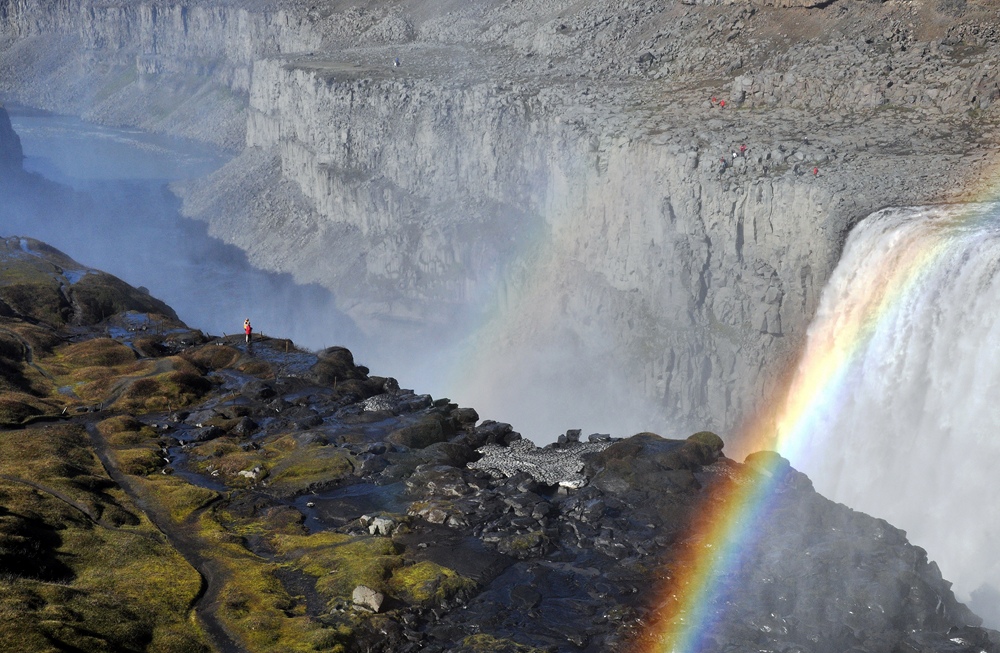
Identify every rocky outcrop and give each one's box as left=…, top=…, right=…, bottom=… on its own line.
left=0, top=105, right=22, bottom=169
left=0, top=0, right=997, bottom=442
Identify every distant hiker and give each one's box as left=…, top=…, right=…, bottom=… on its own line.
left=244, top=318, right=252, bottom=344
left=711, top=96, right=718, bottom=105
left=812, top=167, right=819, bottom=176
left=394, top=57, right=400, bottom=67
left=732, top=150, right=738, bottom=160
left=740, top=144, right=747, bottom=156
left=719, top=99, right=726, bottom=108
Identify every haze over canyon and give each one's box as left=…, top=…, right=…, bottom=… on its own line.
left=3, top=0, right=1000, bottom=630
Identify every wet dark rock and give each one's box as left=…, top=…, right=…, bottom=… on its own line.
left=295, top=414, right=324, bottom=429
left=464, top=420, right=520, bottom=449
left=387, top=414, right=454, bottom=449
left=241, top=379, right=275, bottom=400
left=450, top=407, right=479, bottom=430
left=190, top=425, right=225, bottom=442
left=231, top=416, right=258, bottom=436
left=558, top=429, right=581, bottom=444
left=309, top=346, right=370, bottom=386
left=584, top=431, right=715, bottom=496
left=406, top=465, right=472, bottom=498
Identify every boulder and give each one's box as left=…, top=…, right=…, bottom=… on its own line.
left=352, top=585, right=384, bottom=613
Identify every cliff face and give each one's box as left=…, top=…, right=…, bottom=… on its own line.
left=0, top=105, right=22, bottom=169
left=1, top=0, right=997, bottom=440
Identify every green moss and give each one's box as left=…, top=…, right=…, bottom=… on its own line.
left=237, top=359, right=275, bottom=378
left=387, top=560, right=476, bottom=607
left=113, top=359, right=214, bottom=413
left=182, top=344, right=243, bottom=371
left=274, top=534, right=403, bottom=602
left=687, top=430, right=725, bottom=454
left=456, top=634, right=548, bottom=653
left=266, top=448, right=354, bottom=492
left=133, top=476, right=219, bottom=524
left=0, top=423, right=211, bottom=653
left=0, top=392, right=58, bottom=425
left=116, top=447, right=164, bottom=476
left=63, top=338, right=137, bottom=368
left=205, top=527, right=343, bottom=652
left=0, top=280, right=66, bottom=325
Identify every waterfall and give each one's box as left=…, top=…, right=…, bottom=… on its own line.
left=782, top=202, right=1000, bottom=624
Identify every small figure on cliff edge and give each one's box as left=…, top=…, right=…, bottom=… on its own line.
left=812, top=167, right=819, bottom=177
left=244, top=318, right=252, bottom=344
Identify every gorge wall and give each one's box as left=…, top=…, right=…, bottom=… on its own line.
left=1, top=0, right=998, bottom=441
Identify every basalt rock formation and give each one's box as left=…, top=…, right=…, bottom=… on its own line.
left=0, top=237, right=993, bottom=653
left=2, top=1, right=999, bottom=439
left=0, top=105, right=21, bottom=170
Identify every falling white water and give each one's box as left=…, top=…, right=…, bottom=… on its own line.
left=786, top=202, right=1000, bottom=625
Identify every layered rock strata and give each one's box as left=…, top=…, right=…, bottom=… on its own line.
left=1, top=0, right=998, bottom=440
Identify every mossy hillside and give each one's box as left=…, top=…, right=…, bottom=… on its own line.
left=0, top=483, right=209, bottom=653
left=0, top=261, right=68, bottom=325
left=0, top=424, right=210, bottom=653
left=0, top=391, right=61, bottom=425
left=271, top=532, right=475, bottom=611
left=265, top=438, right=356, bottom=495
left=134, top=475, right=221, bottom=524
left=187, top=432, right=356, bottom=493
left=194, top=512, right=351, bottom=653
left=188, top=437, right=269, bottom=488
left=97, top=416, right=220, bottom=523
left=180, top=341, right=278, bottom=380
left=0, top=329, right=39, bottom=393
left=96, top=416, right=167, bottom=478
left=72, top=272, right=177, bottom=324
left=39, top=340, right=213, bottom=411
left=39, top=338, right=148, bottom=403
left=0, top=425, right=137, bottom=524
left=273, top=533, right=404, bottom=605
left=0, top=238, right=178, bottom=327
left=112, top=361, right=215, bottom=413
left=183, top=343, right=244, bottom=371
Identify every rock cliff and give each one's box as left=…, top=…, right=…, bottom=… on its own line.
left=0, top=105, right=21, bottom=169
left=1, top=0, right=998, bottom=441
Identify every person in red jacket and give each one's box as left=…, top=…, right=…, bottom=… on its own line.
left=244, top=318, right=252, bottom=344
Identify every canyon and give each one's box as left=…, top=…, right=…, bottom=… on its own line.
left=2, top=0, right=999, bottom=441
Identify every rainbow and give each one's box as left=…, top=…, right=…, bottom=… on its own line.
left=640, top=201, right=999, bottom=653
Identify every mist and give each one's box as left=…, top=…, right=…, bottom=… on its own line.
left=1, top=105, right=672, bottom=445
left=779, top=203, right=1000, bottom=626
left=1, top=106, right=364, bottom=354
